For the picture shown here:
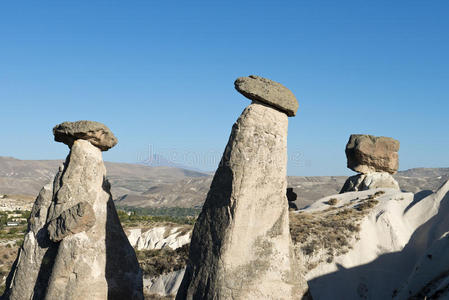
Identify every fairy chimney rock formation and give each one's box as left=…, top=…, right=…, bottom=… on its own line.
left=3, top=121, right=143, bottom=300
left=341, top=134, right=400, bottom=193
left=176, top=76, right=308, bottom=299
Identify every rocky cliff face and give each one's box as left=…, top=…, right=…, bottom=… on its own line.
left=176, top=76, right=308, bottom=300
left=3, top=121, right=143, bottom=300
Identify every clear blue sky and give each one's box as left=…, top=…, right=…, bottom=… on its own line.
left=1, top=1, right=448, bottom=176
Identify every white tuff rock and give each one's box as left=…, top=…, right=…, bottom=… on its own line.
left=127, top=227, right=191, bottom=250
left=340, top=172, right=400, bottom=193
left=145, top=269, right=186, bottom=297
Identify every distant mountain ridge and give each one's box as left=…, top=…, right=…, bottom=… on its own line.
left=396, top=167, right=449, bottom=177
left=138, top=153, right=209, bottom=173
left=0, top=156, right=448, bottom=209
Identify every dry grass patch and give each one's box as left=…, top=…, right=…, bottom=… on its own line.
left=290, top=194, right=382, bottom=270
left=161, top=224, right=192, bottom=239
left=327, top=198, right=338, bottom=206
left=355, top=199, right=379, bottom=211
left=136, top=244, right=189, bottom=277
left=0, top=243, right=20, bottom=294
left=374, top=190, right=385, bottom=197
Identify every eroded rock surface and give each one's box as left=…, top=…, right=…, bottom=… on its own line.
left=145, top=268, right=186, bottom=298
left=176, top=101, right=308, bottom=299
left=340, top=172, right=400, bottom=193
left=346, top=134, right=400, bottom=174
left=127, top=226, right=191, bottom=250
left=3, top=123, right=142, bottom=300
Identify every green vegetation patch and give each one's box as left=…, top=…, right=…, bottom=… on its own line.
left=117, top=207, right=200, bottom=228
left=117, top=209, right=197, bottom=227
left=118, top=206, right=201, bottom=218
left=0, top=211, right=29, bottom=240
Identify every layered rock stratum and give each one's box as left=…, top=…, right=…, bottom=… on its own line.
left=2, top=121, right=143, bottom=300
left=176, top=76, right=308, bottom=299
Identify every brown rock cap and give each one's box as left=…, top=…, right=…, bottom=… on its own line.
left=234, top=75, right=299, bottom=117
left=346, top=134, right=400, bottom=174
left=53, top=120, right=118, bottom=151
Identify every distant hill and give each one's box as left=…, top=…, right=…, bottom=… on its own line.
left=396, top=167, right=449, bottom=178
left=102, top=168, right=449, bottom=209
left=1, top=156, right=448, bottom=209
left=0, top=156, right=207, bottom=201
left=138, top=153, right=206, bottom=173
left=115, top=176, right=213, bottom=209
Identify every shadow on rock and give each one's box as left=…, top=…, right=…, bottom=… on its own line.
left=104, top=178, right=143, bottom=300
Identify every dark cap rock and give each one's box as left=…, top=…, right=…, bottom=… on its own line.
left=234, top=75, right=299, bottom=117
left=53, top=120, right=118, bottom=151
left=346, top=134, right=400, bottom=174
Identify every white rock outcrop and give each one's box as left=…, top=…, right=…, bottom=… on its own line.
left=393, top=180, right=449, bottom=299
left=127, top=227, right=191, bottom=250
left=126, top=227, right=189, bottom=298
left=340, top=172, right=400, bottom=193
left=296, top=180, right=449, bottom=300
left=144, top=269, right=186, bottom=297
